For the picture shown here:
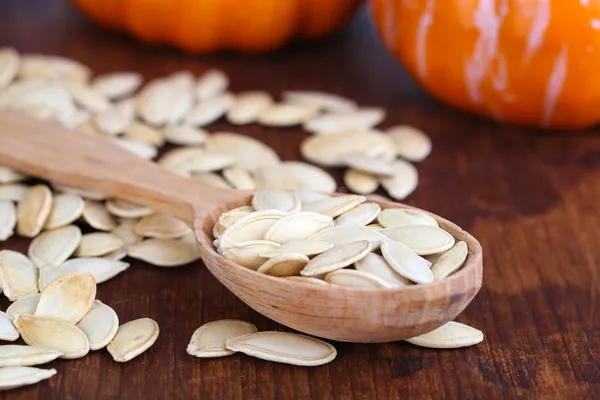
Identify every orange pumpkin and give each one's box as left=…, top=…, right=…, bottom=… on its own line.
left=71, top=0, right=363, bottom=53
left=371, top=0, right=600, bottom=129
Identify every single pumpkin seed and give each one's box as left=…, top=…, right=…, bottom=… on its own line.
left=93, top=98, right=134, bottom=136
left=282, top=90, right=356, bottom=113
left=14, top=314, right=90, bottom=359
left=91, top=72, right=142, bottom=100
left=65, top=82, right=110, bottom=112
left=259, top=239, right=334, bottom=258
left=0, top=366, right=57, bottom=390
left=0, top=312, right=19, bottom=341
left=218, top=210, right=285, bottom=248
left=355, top=252, right=411, bottom=287
left=205, top=132, right=280, bottom=172
left=225, top=331, right=336, bottom=367
left=107, top=318, right=159, bottom=362
left=44, top=193, right=85, bottom=229
left=342, top=154, right=394, bottom=176
left=187, top=320, right=257, bottom=358
left=381, top=239, right=433, bottom=284
left=0, top=250, right=39, bottom=301
left=253, top=161, right=336, bottom=193
left=222, top=166, right=255, bottom=190
left=405, top=321, right=484, bottom=348
left=0, top=345, right=62, bottom=367
left=127, top=238, right=200, bottom=267
left=220, top=240, right=280, bottom=270
left=302, top=195, right=365, bottom=218
left=112, top=137, right=157, bottom=160
left=377, top=208, right=438, bottom=228
left=257, top=253, right=309, bottom=277
left=16, top=185, right=52, bottom=237
left=195, top=69, right=228, bottom=101
left=123, top=122, right=165, bottom=147
left=28, top=225, right=82, bottom=269
left=186, top=93, right=234, bottom=126
left=227, top=91, right=273, bottom=125
left=387, top=125, right=432, bottom=162
left=213, top=206, right=254, bottom=239
left=252, top=190, right=301, bottom=213
left=60, top=257, right=130, bottom=284
left=0, top=200, right=16, bottom=241
left=76, top=300, right=119, bottom=351
left=431, top=241, right=468, bottom=280
left=18, top=54, right=90, bottom=83
left=307, top=225, right=385, bottom=248
left=264, top=212, right=333, bottom=243
left=324, top=269, right=391, bottom=289
left=134, top=213, right=190, bottom=239
left=283, top=276, right=330, bottom=286
left=76, top=233, right=124, bottom=257
left=257, top=103, right=317, bottom=127
left=159, top=147, right=235, bottom=175
left=303, top=108, right=384, bottom=134
left=380, top=225, right=455, bottom=255
left=0, top=184, right=28, bottom=202
left=301, top=240, right=370, bottom=277
left=343, top=168, right=379, bottom=195
left=163, top=124, right=208, bottom=146
left=34, top=272, right=96, bottom=324
left=111, top=219, right=143, bottom=246
left=82, top=201, right=116, bottom=231
left=380, top=160, right=418, bottom=200
left=105, top=199, right=152, bottom=219
left=336, top=202, right=380, bottom=226
left=6, top=294, right=40, bottom=319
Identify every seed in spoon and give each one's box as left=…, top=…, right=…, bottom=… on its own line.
left=301, top=240, right=370, bottom=277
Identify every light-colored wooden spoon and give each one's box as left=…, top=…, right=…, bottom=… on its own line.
left=0, top=110, right=482, bottom=343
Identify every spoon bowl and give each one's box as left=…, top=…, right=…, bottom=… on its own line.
left=0, top=110, right=482, bottom=343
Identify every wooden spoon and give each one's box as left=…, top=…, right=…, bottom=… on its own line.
left=0, top=110, right=482, bottom=343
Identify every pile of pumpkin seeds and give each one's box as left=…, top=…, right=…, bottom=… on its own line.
left=0, top=48, right=482, bottom=388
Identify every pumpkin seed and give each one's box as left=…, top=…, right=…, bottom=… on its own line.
left=264, top=212, right=333, bottom=243
left=405, top=321, right=484, bottom=348
left=0, top=200, right=16, bottom=241
left=112, top=219, right=142, bottom=247
left=253, top=162, right=336, bottom=193
left=307, top=225, right=384, bottom=248
left=257, top=253, right=309, bottom=277
left=186, top=93, right=234, bottom=126
left=107, top=318, right=159, bottom=362
left=0, top=167, right=27, bottom=184
left=205, top=132, right=280, bottom=171
left=214, top=206, right=254, bottom=238
left=0, top=81, right=74, bottom=119
left=225, top=331, right=336, bottom=366
left=380, top=225, right=455, bottom=255
left=301, top=240, right=370, bottom=277
left=343, top=168, right=379, bottom=195
left=252, top=190, right=301, bottom=213
left=0, top=47, right=19, bottom=89
left=44, top=193, right=85, bottom=229
left=355, top=252, right=411, bottom=287
left=52, top=183, right=105, bottom=201
left=227, top=91, right=273, bottom=125
left=18, top=54, right=90, bottom=83
left=124, top=122, right=165, bottom=147
left=14, top=314, right=90, bottom=359
left=16, top=184, right=52, bottom=237
left=380, top=160, right=418, bottom=200
left=303, top=108, right=384, bottom=134
left=35, top=272, right=96, bottom=324
left=283, top=276, right=330, bottom=286
left=302, top=194, right=366, bottom=218
left=159, top=147, right=235, bottom=175
left=431, top=241, right=468, bottom=280
left=60, top=258, right=130, bottom=284
left=28, top=225, right=81, bottom=269
left=6, top=294, right=40, bottom=319
left=195, top=69, right=228, bottom=101
left=137, top=77, right=192, bottom=126
left=220, top=240, right=280, bottom=270
left=82, top=200, right=116, bottom=231
left=218, top=210, right=285, bottom=248
left=0, top=345, right=62, bottom=367
left=324, top=269, right=391, bottom=289
left=336, top=202, right=380, bottom=226
left=163, top=125, right=208, bottom=146
left=0, top=366, right=57, bottom=390
left=0, top=184, right=28, bottom=202
left=381, top=239, right=433, bottom=284
left=187, top=320, right=257, bottom=358
left=105, top=199, right=152, bottom=219
left=76, top=300, right=119, bottom=351
left=342, top=154, right=394, bottom=176
left=260, top=239, right=333, bottom=258
left=377, top=208, right=438, bottom=228
left=127, top=238, right=200, bottom=267
left=91, top=72, right=142, bottom=99
left=282, top=90, right=356, bottom=113
left=0, top=312, right=19, bottom=341
left=222, top=166, right=256, bottom=190
left=257, top=103, right=317, bottom=127
left=387, top=125, right=432, bottom=162
left=112, top=137, right=157, bottom=160
left=134, top=213, right=190, bottom=239
left=93, top=98, right=134, bottom=136
left=65, top=82, right=110, bottom=112
left=0, top=251, right=38, bottom=301
left=76, top=233, right=124, bottom=257
left=192, top=173, right=232, bottom=189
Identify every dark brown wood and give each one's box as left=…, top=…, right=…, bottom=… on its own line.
left=1, top=0, right=599, bottom=398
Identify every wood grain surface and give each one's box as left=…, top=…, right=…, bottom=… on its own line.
left=1, top=1, right=599, bottom=399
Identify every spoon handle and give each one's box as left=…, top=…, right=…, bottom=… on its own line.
left=0, top=110, right=239, bottom=224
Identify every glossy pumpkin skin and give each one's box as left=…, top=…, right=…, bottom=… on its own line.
left=72, top=0, right=363, bottom=53
left=371, top=0, right=600, bottom=129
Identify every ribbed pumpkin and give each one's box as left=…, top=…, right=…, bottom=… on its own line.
left=371, top=1, right=600, bottom=129
left=71, top=0, right=363, bottom=53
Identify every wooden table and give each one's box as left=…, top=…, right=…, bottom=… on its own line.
left=1, top=1, right=599, bottom=399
